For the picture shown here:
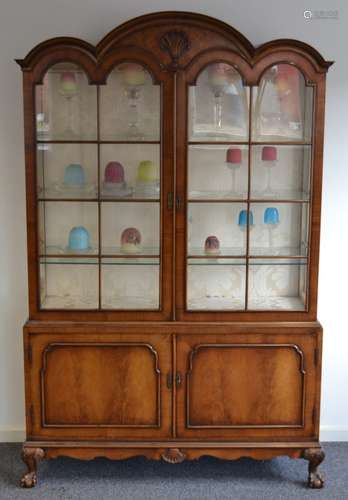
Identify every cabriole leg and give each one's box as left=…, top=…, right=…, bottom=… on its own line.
left=303, top=447, right=325, bottom=488
left=20, top=447, right=45, bottom=488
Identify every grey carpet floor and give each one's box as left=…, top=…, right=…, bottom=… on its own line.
left=0, top=443, right=346, bottom=500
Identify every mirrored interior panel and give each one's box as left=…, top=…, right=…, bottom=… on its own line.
left=248, top=258, right=307, bottom=310
left=40, top=257, right=99, bottom=309
left=249, top=203, right=309, bottom=257
left=188, top=203, right=247, bottom=256
left=187, top=258, right=246, bottom=310
left=35, top=63, right=97, bottom=141
left=39, top=201, right=99, bottom=255
left=188, top=145, right=248, bottom=200
left=101, top=202, right=160, bottom=256
left=250, top=145, right=311, bottom=201
left=189, top=63, right=249, bottom=142
left=101, top=258, right=160, bottom=309
left=37, top=143, right=98, bottom=199
left=252, top=64, right=313, bottom=142
left=100, top=144, right=160, bottom=200
left=100, top=64, right=160, bottom=141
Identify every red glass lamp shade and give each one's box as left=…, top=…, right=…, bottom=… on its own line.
left=261, top=146, right=277, bottom=162
left=104, top=162, right=125, bottom=183
left=226, top=148, right=242, bottom=164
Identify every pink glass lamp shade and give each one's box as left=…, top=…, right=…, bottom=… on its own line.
left=60, top=72, right=79, bottom=96
left=226, top=148, right=242, bottom=164
left=104, top=162, right=125, bottom=184
left=204, top=235, right=220, bottom=255
left=121, top=63, right=145, bottom=86
left=208, top=63, right=235, bottom=91
left=261, top=146, right=277, bottom=162
left=120, top=227, right=142, bottom=254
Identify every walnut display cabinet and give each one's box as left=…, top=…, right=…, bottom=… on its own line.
left=16, top=11, right=332, bottom=488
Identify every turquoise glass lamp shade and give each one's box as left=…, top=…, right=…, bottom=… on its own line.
left=238, top=210, right=254, bottom=227
left=68, top=226, right=90, bottom=251
left=264, top=207, right=280, bottom=225
left=64, top=164, right=85, bottom=186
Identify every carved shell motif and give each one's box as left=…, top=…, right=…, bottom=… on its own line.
left=161, top=448, right=186, bottom=464
left=159, top=31, right=190, bottom=70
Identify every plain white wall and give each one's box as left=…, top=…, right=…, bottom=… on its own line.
left=0, top=0, right=347, bottom=441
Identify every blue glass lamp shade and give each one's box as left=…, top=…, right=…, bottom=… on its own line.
left=238, top=210, right=254, bottom=227
left=264, top=207, right=280, bottom=225
left=64, top=164, right=85, bottom=186
left=68, top=226, right=90, bottom=251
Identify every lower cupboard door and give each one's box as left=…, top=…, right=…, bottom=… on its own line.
left=28, top=333, right=172, bottom=440
left=176, top=333, right=319, bottom=440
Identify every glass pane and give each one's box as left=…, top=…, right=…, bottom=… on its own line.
left=248, top=258, right=307, bottom=310
left=100, top=144, right=160, bottom=199
left=249, top=203, right=309, bottom=256
left=39, top=202, right=98, bottom=255
left=250, top=145, right=311, bottom=200
left=40, top=257, right=98, bottom=309
left=35, top=63, right=97, bottom=141
left=187, top=258, right=246, bottom=310
left=188, top=145, right=248, bottom=200
left=101, top=258, right=159, bottom=309
left=101, top=202, right=160, bottom=255
left=37, top=144, right=98, bottom=199
left=100, top=64, right=160, bottom=141
left=189, top=63, right=249, bottom=141
left=252, top=64, right=313, bottom=142
left=188, top=203, right=247, bottom=256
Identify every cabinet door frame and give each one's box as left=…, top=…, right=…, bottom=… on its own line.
left=22, top=46, right=175, bottom=321
left=175, top=330, right=321, bottom=440
left=25, top=329, right=173, bottom=440
left=175, top=49, right=326, bottom=322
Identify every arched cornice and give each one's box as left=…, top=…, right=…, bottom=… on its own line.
left=16, top=11, right=333, bottom=80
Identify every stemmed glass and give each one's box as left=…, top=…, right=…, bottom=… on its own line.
left=264, top=207, right=280, bottom=251
left=226, top=147, right=242, bottom=196
left=261, top=146, right=278, bottom=196
left=59, top=72, right=79, bottom=137
left=208, top=63, right=231, bottom=131
left=120, top=63, right=145, bottom=139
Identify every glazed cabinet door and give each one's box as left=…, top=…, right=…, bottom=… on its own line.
left=176, top=330, right=321, bottom=440
left=28, top=53, right=174, bottom=321
left=25, top=331, right=172, bottom=440
left=175, top=55, right=317, bottom=322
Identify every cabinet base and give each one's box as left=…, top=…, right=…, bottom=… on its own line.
left=20, top=441, right=325, bottom=489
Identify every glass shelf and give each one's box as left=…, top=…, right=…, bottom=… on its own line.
left=101, top=258, right=160, bottom=309
left=189, top=248, right=246, bottom=258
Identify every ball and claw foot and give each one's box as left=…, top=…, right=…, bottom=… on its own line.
left=20, top=447, right=45, bottom=488
left=303, top=448, right=325, bottom=489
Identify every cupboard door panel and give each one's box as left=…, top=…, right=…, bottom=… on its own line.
left=42, top=343, right=160, bottom=426
left=177, top=332, right=319, bottom=440
left=27, top=332, right=171, bottom=439
left=187, top=344, right=304, bottom=427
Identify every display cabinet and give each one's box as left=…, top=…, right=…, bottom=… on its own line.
left=17, top=11, right=332, bottom=488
